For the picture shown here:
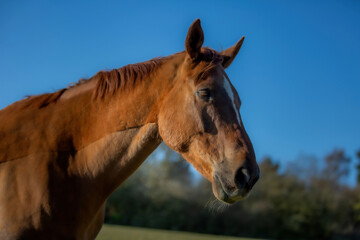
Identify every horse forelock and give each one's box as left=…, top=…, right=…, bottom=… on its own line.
left=201, top=47, right=223, bottom=64
left=193, top=48, right=224, bottom=84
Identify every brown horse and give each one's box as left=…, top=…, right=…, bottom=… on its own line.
left=0, top=19, right=259, bottom=240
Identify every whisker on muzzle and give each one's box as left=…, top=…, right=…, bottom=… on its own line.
left=205, top=197, right=231, bottom=213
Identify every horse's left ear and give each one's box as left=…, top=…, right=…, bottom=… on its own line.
left=185, top=19, right=204, bottom=61
left=221, top=36, right=245, bottom=69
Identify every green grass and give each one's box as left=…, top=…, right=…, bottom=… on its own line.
left=96, top=224, right=263, bottom=240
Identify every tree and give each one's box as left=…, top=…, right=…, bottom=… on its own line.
left=322, top=149, right=351, bottom=185
left=357, top=150, right=360, bottom=185
left=286, top=154, right=320, bottom=185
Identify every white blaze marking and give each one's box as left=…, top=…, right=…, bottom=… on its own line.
left=223, top=76, right=242, bottom=127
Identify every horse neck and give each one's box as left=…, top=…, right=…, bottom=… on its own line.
left=66, top=53, right=185, bottom=193
left=73, top=53, right=185, bottom=147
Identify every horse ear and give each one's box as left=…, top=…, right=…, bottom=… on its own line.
left=185, top=19, right=204, bottom=61
left=221, top=37, right=245, bottom=69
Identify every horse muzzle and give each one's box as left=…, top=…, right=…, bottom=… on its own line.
left=213, top=166, right=260, bottom=204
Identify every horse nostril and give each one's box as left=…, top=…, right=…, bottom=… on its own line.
left=234, top=167, right=250, bottom=189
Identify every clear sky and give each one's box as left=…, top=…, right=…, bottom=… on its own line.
left=1, top=1, right=359, bottom=183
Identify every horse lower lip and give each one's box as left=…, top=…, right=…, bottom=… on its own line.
left=218, top=188, right=229, bottom=201
left=229, top=189, right=240, bottom=198
left=214, top=175, right=247, bottom=203
left=218, top=189, right=242, bottom=204
left=214, top=176, right=236, bottom=203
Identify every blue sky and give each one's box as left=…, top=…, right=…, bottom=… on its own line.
left=1, top=0, right=359, bottom=183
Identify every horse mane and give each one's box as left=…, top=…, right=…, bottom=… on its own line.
left=11, top=49, right=222, bottom=110
left=92, top=57, right=166, bottom=98
left=21, top=89, right=67, bottom=109
left=12, top=57, right=168, bottom=110
left=90, top=48, right=221, bottom=99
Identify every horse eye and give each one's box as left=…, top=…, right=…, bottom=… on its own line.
left=196, top=88, right=212, bottom=101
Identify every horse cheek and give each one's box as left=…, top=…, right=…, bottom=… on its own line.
left=158, top=104, right=198, bottom=153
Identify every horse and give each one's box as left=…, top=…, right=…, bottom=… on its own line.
left=0, top=19, right=259, bottom=240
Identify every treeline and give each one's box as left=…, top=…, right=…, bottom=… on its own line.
left=104, top=144, right=360, bottom=240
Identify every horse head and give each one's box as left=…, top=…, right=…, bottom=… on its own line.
left=158, top=19, right=259, bottom=204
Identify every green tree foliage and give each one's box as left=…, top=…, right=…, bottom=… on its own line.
left=105, top=145, right=360, bottom=240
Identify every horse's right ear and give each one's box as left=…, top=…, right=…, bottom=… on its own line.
left=185, top=19, right=204, bottom=61
left=221, top=37, right=245, bottom=69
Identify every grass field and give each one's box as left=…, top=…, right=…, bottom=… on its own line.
left=96, top=225, right=263, bottom=240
